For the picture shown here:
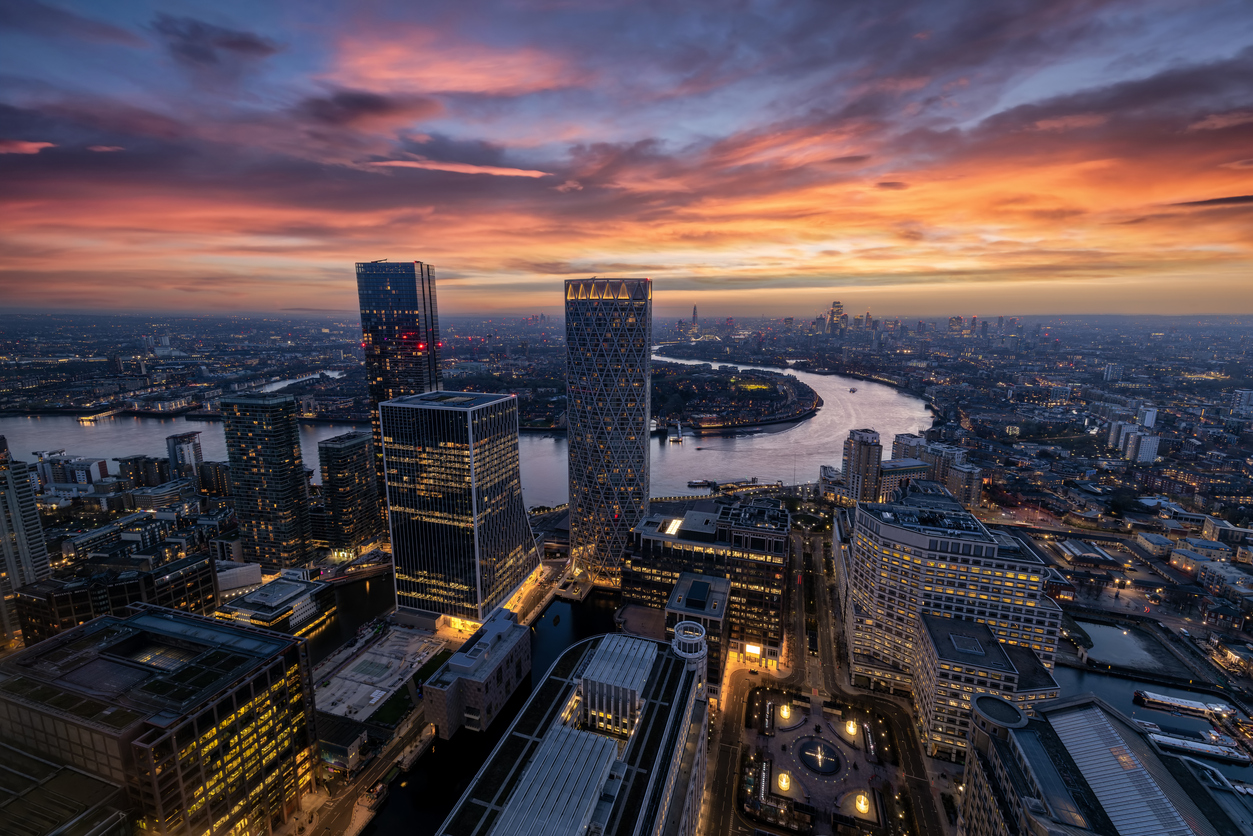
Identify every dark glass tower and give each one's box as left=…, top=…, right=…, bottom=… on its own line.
left=222, top=394, right=311, bottom=571
left=166, top=430, right=203, bottom=485
left=317, top=431, right=381, bottom=555
left=381, top=392, right=540, bottom=623
left=356, top=260, right=443, bottom=490
left=565, top=278, right=652, bottom=587
left=0, top=437, right=51, bottom=644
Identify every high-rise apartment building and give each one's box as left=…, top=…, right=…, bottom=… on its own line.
left=316, top=431, right=381, bottom=555
left=842, top=429, right=882, bottom=503
left=221, top=394, right=311, bottom=571
left=381, top=392, right=540, bottom=624
left=1123, top=432, right=1160, bottom=463
left=165, top=431, right=203, bottom=484
left=0, top=437, right=51, bottom=644
left=960, top=694, right=1253, bottom=836
left=0, top=604, right=318, bottom=836
left=565, top=278, right=652, bottom=586
left=356, top=260, right=442, bottom=490
left=836, top=482, right=1061, bottom=694
left=892, top=432, right=927, bottom=460
left=438, top=629, right=708, bottom=836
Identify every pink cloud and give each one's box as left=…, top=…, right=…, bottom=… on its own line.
left=1030, top=114, right=1107, bottom=132
left=370, top=160, right=551, bottom=177
left=1188, top=111, right=1253, bottom=131
left=0, top=140, right=56, bottom=154
left=88, top=145, right=125, bottom=152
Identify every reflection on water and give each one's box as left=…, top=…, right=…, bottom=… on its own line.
left=1076, top=621, right=1188, bottom=676
left=364, top=591, right=619, bottom=836
left=306, top=577, right=397, bottom=665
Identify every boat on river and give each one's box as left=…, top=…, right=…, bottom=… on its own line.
left=1133, top=690, right=1235, bottom=719
left=669, top=421, right=683, bottom=442
left=1147, top=733, right=1251, bottom=764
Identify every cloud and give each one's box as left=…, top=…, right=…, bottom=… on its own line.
left=295, top=90, right=441, bottom=127
left=1188, top=111, right=1253, bottom=131
left=370, top=160, right=551, bottom=177
left=876, top=181, right=909, bottom=190
left=151, top=14, right=280, bottom=80
left=87, top=145, right=124, bottom=152
left=0, top=0, right=142, bottom=45
left=0, top=140, right=55, bottom=154
left=1030, top=113, right=1107, bottom=132
left=1221, top=159, right=1253, bottom=170
left=1172, top=195, right=1253, bottom=207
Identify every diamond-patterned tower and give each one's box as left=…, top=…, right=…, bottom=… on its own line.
left=565, top=278, right=653, bottom=586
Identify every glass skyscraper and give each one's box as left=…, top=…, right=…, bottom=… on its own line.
left=222, top=394, right=311, bottom=571
left=565, top=278, right=652, bottom=587
left=356, top=260, right=443, bottom=490
left=317, top=431, right=381, bottom=554
left=0, top=437, right=50, bottom=644
left=381, top=392, right=540, bottom=623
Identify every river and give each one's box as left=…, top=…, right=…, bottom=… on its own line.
left=0, top=359, right=930, bottom=496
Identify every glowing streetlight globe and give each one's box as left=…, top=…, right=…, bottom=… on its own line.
left=778, top=772, right=791, bottom=792
left=780, top=704, right=791, bottom=720
left=846, top=720, right=858, bottom=736
left=856, top=793, right=870, bottom=814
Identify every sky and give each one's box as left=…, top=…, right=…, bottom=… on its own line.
left=1, top=0, right=1252, bottom=320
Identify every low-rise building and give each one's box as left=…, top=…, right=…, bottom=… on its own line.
left=1180, top=536, right=1234, bottom=561
left=424, top=608, right=531, bottom=739
left=912, top=614, right=1058, bottom=760
left=215, top=574, right=335, bottom=636
left=1169, top=547, right=1214, bottom=574
left=1198, top=561, right=1253, bottom=599
left=1134, top=531, right=1173, bottom=557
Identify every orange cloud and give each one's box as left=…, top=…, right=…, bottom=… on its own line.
left=0, top=140, right=56, bottom=154
left=370, top=160, right=551, bottom=177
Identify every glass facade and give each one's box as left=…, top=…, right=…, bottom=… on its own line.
left=356, top=261, right=443, bottom=491
left=0, top=443, right=51, bottom=643
left=317, top=431, right=382, bottom=554
left=221, top=395, right=311, bottom=571
left=565, top=278, right=652, bottom=586
left=381, top=392, right=540, bottom=621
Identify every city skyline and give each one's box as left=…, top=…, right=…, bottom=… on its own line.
left=3, top=2, right=1252, bottom=316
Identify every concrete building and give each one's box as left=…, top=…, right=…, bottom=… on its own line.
left=565, top=278, right=653, bottom=586
left=15, top=554, right=219, bottom=645
left=1180, top=537, right=1234, bottom=561
left=356, top=260, right=443, bottom=492
left=623, top=498, right=789, bottom=669
left=946, top=462, right=985, bottom=508
left=215, top=559, right=262, bottom=599
left=316, top=431, right=381, bottom=555
left=912, top=614, right=1058, bottom=760
left=381, top=391, right=540, bottom=626
left=1231, top=388, right=1253, bottom=416
left=665, top=573, right=730, bottom=702
left=0, top=604, right=318, bottom=836
left=215, top=574, right=335, bottom=636
left=837, top=482, right=1061, bottom=694
left=1135, top=531, right=1174, bottom=557
left=0, top=438, right=51, bottom=643
left=0, top=739, right=130, bottom=836
left=842, top=428, right=883, bottom=503
left=221, top=394, right=311, bottom=571
left=1123, top=432, right=1160, bottom=463
left=423, top=608, right=531, bottom=739
left=878, top=458, right=929, bottom=501
left=959, top=693, right=1253, bottom=836
left=437, top=629, right=708, bottom=836
left=892, top=432, right=927, bottom=460
left=1170, top=548, right=1214, bottom=574
left=165, top=431, right=202, bottom=484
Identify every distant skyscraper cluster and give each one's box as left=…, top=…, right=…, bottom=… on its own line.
left=565, top=278, right=653, bottom=586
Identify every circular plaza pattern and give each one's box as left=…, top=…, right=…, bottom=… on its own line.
left=797, top=738, right=840, bottom=775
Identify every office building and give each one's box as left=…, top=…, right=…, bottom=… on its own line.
left=317, top=432, right=381, bottom=555
left=565, top=278, right=653, bottom=586
left=624, top=498, right=789, bottom=669
left=15, top=553, right=219, bottom=645
left=912, top=614, right=1058, bottom=760
left=222, top=394, right=311, bottom=571
left=0, top=604, right=318, bottom=836
left=437, top=629, right=708, bottom=836
left=0, top=438, right=52, bottom=644
left=215, top=574, right=335, bottom=637
left=381, top=391, right=540, bottom=625
left=165, top=431, right=203, bottom=484
left=665, top=573, right=730, bottom=702
left=0, top=739, right=130, bottom=836
left=960, top=693, right=1253, bottom=836
left=837, top=482, right=1061, bottom=694
left=946, top=462, right=984, bottom=507
left=423, top=608, right=531, bottom=739
left=356, top=260, right=443, bottom=490
left=842, top=428, right=882, bottom=503
left=879, top=458, right=930, bottom=501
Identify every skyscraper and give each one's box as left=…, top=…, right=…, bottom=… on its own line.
left=381, top=391, right=540, bottom=624
left=356, top=260, right=443, bottom=489
left=166, top=430, right=203, bottom=484
left=842, top=428, right=882, bottom=503
left=222, top=394, right=311, bottom=571
left=565, top=278, right=652, bottom=586
left=0, top=437, right=50, bottom=644
left=827, top=300, right=843, bottom=333
left=317, top=431, right=381, bottom=554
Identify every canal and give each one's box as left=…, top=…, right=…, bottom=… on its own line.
left=363, top=591, right=620, bottom=836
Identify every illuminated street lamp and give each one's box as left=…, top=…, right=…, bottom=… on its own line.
left=856, top=792, right=870, bottom=814
left=846, top=719, right=858, bottom=736
left=780, top=704, right=791, bottom=720
left=778, top=772, right=791, bottom=792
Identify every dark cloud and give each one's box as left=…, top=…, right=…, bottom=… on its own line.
left=0, top=0, right=143, bottom=45
left=1172, top=195, right=1253, bottom=206
left=877, top=181, right=909, bottom=189
left=151, top=14, right=279, bottom=79
left=296, top=90, right=441, bottom=127
left=829, top=155, right=871, bottom=164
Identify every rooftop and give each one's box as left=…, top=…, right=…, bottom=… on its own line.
left=0, top=741, right=125, bottom=836
left=219, top=577, right=326, bottom=618
left=582, top=634, right=657, bottom=696
left=1003, top=644, right=1058, bottom=692
left=920, top=614, right=1013, bottom=672
left=666, top=573, right=730, bottom=620
left=385, top=390, right=512, bottom=411
left=880, top=457, right=929, bottom=472
left=430, top=609, right=528, bottom=687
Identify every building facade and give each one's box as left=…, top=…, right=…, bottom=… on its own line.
left=423, top=609, right=531, bottom=739
left=665, top=572, right=730, bottom=702
left=381, top=392, right=540, bottom=624
left=356, top=260, right=443, bottom=490
left=0, top=438, right=51, bottom=644
left=623, top=498, right=789, bottom=669
left=316, top=432, right=381, bottom=555
left=565, top=278, right=653, bottom=586
left=221, top=394, right=311, bottom=571
left=165, top=431, right=203, bottom=484
left=837, top=483, right=1061, bottom=694
left=842, top=429, right=882, bottom=503
left=0, top=604, right=318, bottom=836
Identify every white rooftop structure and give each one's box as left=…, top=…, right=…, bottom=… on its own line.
left=491, top=725, right=620, bottom=836
left=581, top=634, right=658, bottom=734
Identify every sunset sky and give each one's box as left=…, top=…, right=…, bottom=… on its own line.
left=2, top=0, right=1252, bottom=319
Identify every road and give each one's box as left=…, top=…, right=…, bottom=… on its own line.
left=315, top=722, right=423, bottom=835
